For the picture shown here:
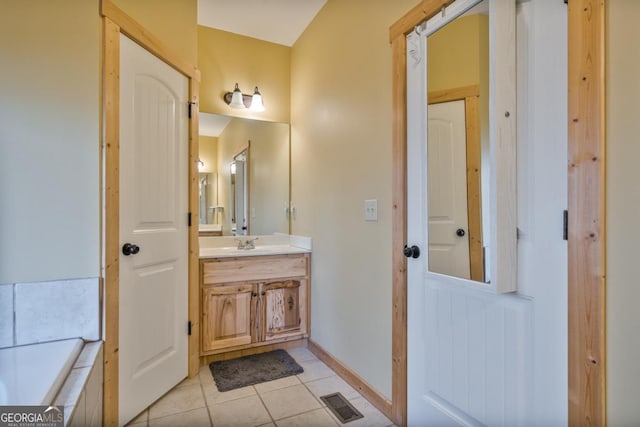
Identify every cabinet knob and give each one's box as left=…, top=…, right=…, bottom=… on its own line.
left=251, top=292, right=257, bottom=297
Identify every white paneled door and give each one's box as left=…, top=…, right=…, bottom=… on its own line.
left=406, top=1, right=567, bottom=425
left=118, top=34, right=189, bottom=426
left=427, top=100, right=471, bottom=279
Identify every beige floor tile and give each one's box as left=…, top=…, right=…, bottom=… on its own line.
left=285, top=347, right=318, bottom=363
left=148, top=407, right=211, bottom=427
left=199, top=365, right=215, bottom=386
left=275, top=408, right=339, bottom=427
left=305, top=375, right=361, bottom=402
left=148, top=384, right=206, bottom=420
left=176, top=374, right=201, bottom=389
left=203, top=382, right=256, bottom=405
left=257, top=424, right=276, bottom=427
left=126, top=409, right=148, bottom=426
left=296, top=359, right=335, bottom=383
left=254, top=375, right=301, bottom=394
left=324, top=396, right=394, bottom=427
left=260, top=384, right=322, bottom=420
left=209, top=395, right=272, bottom=427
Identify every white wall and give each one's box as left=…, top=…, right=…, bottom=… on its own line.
left=0, top=1, right=101, bottom=285
left=606, top=1, right=640, bottom=424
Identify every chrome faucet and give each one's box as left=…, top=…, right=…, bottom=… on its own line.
left=236, top=237, right=258, bottom=250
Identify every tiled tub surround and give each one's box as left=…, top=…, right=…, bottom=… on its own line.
left=0, top=339, right=103, bottom=426
left=199, top=234, right=312, bottom=258
left=55, top=341, right=104, bottom=427
left=0, top=277, right=100, bottom=348
left=0, top=339, right=83, bottom=405
left=0, top=278, right=102, bottom=425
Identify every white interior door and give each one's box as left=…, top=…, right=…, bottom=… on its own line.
left=427, top=100, right=471, bottom=279
left=406, top=1, right=567, bottom=424
left=119, top=34, right=189, bottom=426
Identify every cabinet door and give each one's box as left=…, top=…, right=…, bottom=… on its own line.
left=262, top=280, right=306, bottom=341
left=202, top=283, right=257, bottom=352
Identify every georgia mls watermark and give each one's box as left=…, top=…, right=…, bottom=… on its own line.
left=0, top=406, right=64, bottom=427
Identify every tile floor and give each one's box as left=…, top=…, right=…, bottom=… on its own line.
left=126, top=347, right=395, bottom=427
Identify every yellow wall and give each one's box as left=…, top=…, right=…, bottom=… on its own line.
left=606, top=1, right=640, bottom=424
left=198, top=27, right=291, bottom=123
left=0, top=0, right=101, bottom=284
left=111, top=0, right=198, bottom=65
left=199, top=136, right=218, bottom=174
left=291, top=0, right=417, bottom=399
left=428, top=13, right=489, bottom=150
left=427, top=14, right=488, bottom=92
left=0, top=0, right=197, bottom=285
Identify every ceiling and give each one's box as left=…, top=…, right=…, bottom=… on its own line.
left=197, top=0, right=328, bottom=47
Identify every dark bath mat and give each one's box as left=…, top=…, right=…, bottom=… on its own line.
left=209, top=349, right=303, bottom=392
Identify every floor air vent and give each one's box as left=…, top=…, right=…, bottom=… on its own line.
left=320, top=392, right=364, bottom=423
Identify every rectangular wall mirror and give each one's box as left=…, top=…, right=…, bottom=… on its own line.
left=426, top=1, right=489, bottom=282
left=199, top=112, right=290, bottom=236
left=408, top=0, right=516, bottom=293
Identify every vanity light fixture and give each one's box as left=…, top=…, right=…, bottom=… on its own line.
left=249, top=87, right=265, bottom=112
left=223, top=83, right=265, bottom=112
left=226, top=83, right=246, bottom=109
left=197, top=158, right=204, bottom=170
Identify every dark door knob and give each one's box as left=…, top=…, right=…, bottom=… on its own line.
left=122, top=243, right=140, bottom=256
left=403, top=245, right=421, bottom=259
left=456, top=228, right=466, bottom=237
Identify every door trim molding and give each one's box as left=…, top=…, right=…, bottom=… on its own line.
left=101, top=1, right=201, bottom=425
left=567, top=0, right=606, bottom=425
left=389, top=1, right=606, bottom=426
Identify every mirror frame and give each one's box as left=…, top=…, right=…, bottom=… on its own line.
left=413, top=0, right=517, bottom=293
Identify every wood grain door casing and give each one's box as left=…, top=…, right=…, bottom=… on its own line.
left=201, top=283, right=258, bottom=352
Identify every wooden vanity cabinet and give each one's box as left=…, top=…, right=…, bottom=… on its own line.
left=201, top=283, right=258, bottom=352
left=200, top=253, right=309, bottom=355
left=262, top=279, right=307, bottom=342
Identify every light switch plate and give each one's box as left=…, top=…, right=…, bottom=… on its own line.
left=364, top=199, right=378, bottom=221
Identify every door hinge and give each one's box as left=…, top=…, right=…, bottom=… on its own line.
left=188, top=212, right=192, bottom=227
left=188, top=320, right=192, bottom=336
left=563, top=210, right=568, bottom=240
left=187, top=101, right=197, bottom=119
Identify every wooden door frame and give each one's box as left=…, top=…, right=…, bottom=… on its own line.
left=389, top=1, right=606, bottom=426
left=101, top=1, right=201, bottom=425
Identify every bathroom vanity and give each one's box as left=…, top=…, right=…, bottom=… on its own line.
left=199, top=236, right=311, bottom=356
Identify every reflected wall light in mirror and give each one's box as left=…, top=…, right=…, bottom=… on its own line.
left=223, top=83, right=266, bottom=112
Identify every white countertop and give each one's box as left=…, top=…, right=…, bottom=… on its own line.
left=199, top=234, right=312, bottom=259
